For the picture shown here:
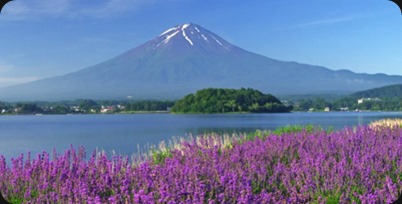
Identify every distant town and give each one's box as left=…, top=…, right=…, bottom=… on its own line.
left=287, top=97, right=401, bottom=112
left=0, top=100, right=174, bottom=115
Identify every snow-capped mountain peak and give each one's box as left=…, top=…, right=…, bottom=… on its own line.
left=1, top=22, right=402, bottom=101
left=154, top=23, right=229, bottom=50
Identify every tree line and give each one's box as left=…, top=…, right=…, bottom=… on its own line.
left=0, top=100, right=174, bottom=115
left=0, top=88, right=400, bottom=115
left=292, top=97, right=402, bottom=112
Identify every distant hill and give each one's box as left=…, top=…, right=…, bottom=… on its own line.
left=278, top=93, right=345, bottom=102
left=1, top=23, right=402, bottom=101
left=351, top=84, right=402, bottom=99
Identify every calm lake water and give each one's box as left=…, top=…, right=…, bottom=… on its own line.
left=1, top=112, right=402, bottom=160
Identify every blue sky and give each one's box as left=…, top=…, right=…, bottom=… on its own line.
left=0, top=0, right=401, bottom=87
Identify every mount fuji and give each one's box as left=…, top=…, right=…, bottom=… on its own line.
left=1, top=23, right=402, bottom=101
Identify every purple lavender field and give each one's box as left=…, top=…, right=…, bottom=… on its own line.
left=1, top=124, right=402, bottom=203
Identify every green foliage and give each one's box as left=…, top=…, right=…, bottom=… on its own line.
left=78, top=99, right=100, bottom=113
left=243, top=130, right=265, bottom=142
left=324, top=193, right=341, bottom=204
left=8, top=197, right=24, bottom=204
left=289, top=84, right=402, bottom=112
left=100, top=189, right=115, bottom=198
left=0, top=99, right=175, bottom=115
left=15, top=103, right=43, bottom=114
left=292, top=96, right=402, bottom=112
left=242, top=125, right=327, bottom=143
left=172, top=88, right=292, bottom=113
left=272, top=124, right=319, bottom=135
left=351, top=84, right=402, bottom=99
left=123, top=100, right=174, bottom=112
left=49, top=105, right=70, bottom=114
left=151, top=150, right=173, bottom=165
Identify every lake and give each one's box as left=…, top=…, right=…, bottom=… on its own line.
left=1, top=112, right=402, bottom=160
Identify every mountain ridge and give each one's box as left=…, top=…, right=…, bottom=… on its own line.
left=1, top=23, right=402, bottom=101
left=351, top=84, right=402, bottom=99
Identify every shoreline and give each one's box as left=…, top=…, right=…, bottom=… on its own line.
left=0, top=110, right=400, bottom=116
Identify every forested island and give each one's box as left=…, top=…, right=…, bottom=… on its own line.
left=171, top=88, right=292, bottom=113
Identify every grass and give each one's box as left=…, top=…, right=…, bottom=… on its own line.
left=369, top=118, right=402, bottom=129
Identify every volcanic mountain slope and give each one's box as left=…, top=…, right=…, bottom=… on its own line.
left=1, top=23, right=402, bottom=101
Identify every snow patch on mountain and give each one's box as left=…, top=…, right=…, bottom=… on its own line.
left=181, top=24, right=193, bottom=46
left=154, top=23, right=230, bottom=49
left=182, top=23, right=190, bottom=30
left=201, top=34, right=209, bottom=42
left=159, top=26, right=179, bottom=36
left=155, top=30, right=180, bottom=47
left=212, top=36, right=222, bottom=46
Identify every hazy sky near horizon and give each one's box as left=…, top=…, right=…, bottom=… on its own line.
left=0, top=0, right=401, bottom=87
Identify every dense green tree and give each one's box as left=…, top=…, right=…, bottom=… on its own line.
left=48, top=106, right=70, bottom=114
left=352, top=84, right=402, bottom=99
left=78, top=100, right=100, bottom=113
left=123, top=100, right=174, bottom=112
left=15, top=103, right=44, bottom=114
left=172, top=88, right=291, bottom=113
